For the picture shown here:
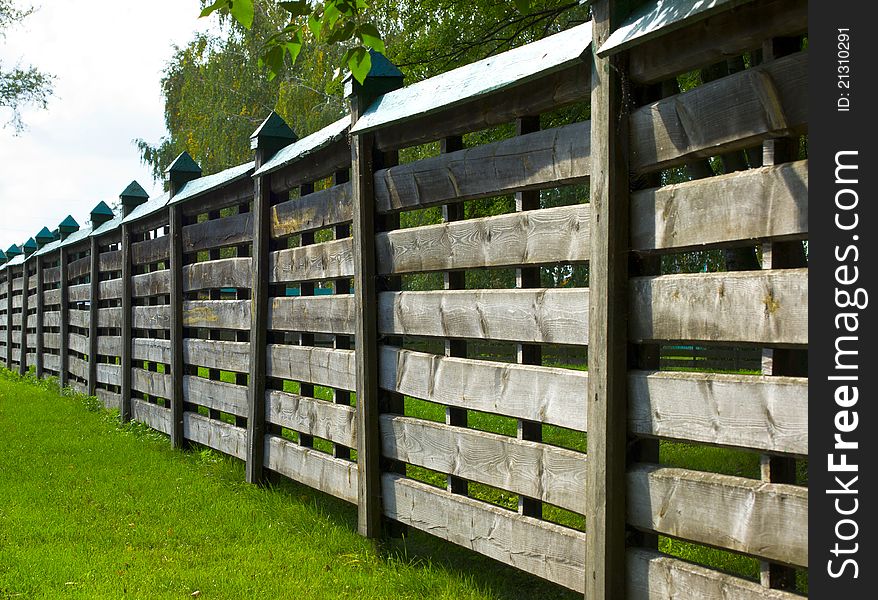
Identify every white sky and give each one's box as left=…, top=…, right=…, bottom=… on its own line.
left=0, top=1, right=214, bottom=248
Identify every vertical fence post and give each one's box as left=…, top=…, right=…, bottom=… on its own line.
left=586, top=1, right=631, bottom=599
left=35, top=255, right=45, bottom=378
left=20, top=238, right=35, bottom=376
left=5, top=245, right=18, bottom=371
left=166, top=152, right=202, bottom=449
left=88, top=202, right=114, bottom=396
left=246, top=112, right=297, bottom=485
left=57, top=217, right=78, bottom=389
left=347, top=53, right=404, bottom=539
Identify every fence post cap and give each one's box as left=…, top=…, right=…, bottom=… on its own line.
left=165, top=151, right=202, bottom=197
left=5, top=244, right=21, bottom=258
left=90, top=201, right=115, bottom=226
left=23, top=237, right=38, bottom=256
left=344, top=49, right=404, bottom=101
left=35, top=227, right=55, bottom=248
left=0, top=249, right=6, bottom=264
left=58, top=215, right=80, bottom=236
left=250, top=111, right=297, bottom=152
left=120, top=180, right=150, bottom=205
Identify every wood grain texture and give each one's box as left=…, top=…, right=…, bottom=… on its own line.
left=184, top=411, right=247, bottom=460
left=43, top=332, right=61, bottom=349
left=268, top=295, right=354, bottom=334
left=43, top=352, right=61, bottom=372
left=44, top=288, right=61, bottom=306
left=96, top=388, right=122, bottom=411
left=183, top=258, right=251, bottom=291
left=630, top=51, right=807, bottom=174
left=68, top=355, right=89, bottom=380
left=264, top=434, right=358, bottom=504
left=131, top=270, right=171, bottom=297
left=266, top=344, right=356, bottom=391
left=270, top=182, right=353, bottom=239
left=43, top=266, right=61, bottom=284
left=381, top=415, right=586, bottom=513
left=631, top=161, right=808, bottom=251
left=629, top=269, right=808, bottom=345
left=376, top=204, right=590, bottom=274
left=132, top=399, right=172, bottom=435
left=268, top=140, right=352, bottom=196
left=132, top=305, right=171, bottom=330
left=182, top=212, right=252, bottom=253
left=99, top=250, right=122, bottom=273
left=67, top=256, right=91, bottom=280
left=265, top=390, right=356, bottom=447
left=383, top=473, right=585, bottom=592
left=629, top=371, right=807, bottom=456
left=131, top=236, right=169, bottom=266
left=67, top=309, right=89, bottom=329
left=68, top=332, right=89, bottom=355
left=626, top=548, right=803, bottom=600
left=380, top=346, right=587, bottom=431
left=378, top=289, right=588, bottom=345
left=97, top=335, right=123, bottom=357
left=628, top=464, right=807, bottom=567
left=43, top=311, right=61, bottom=328
left=96, top=363, right=122, bottom=386
left=183, top=376, right=248, bottom=417
left=97, top=307, right=122, bottom=328
left=132, top=338, right=171, bottom=363
left=269, top=238, right=354, bottom=284
left=183, top=300, right=251, bottom=330
left=68, top=283, right=90, bottom=302
left=374, top=122, right=590, bottom=214
left=184, top=338, right=249, bottom=372
left=131, top=368, right=173, bottom=399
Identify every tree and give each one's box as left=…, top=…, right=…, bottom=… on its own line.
left=0, top=1, right=53, bottom=132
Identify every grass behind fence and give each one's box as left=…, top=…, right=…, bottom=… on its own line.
left=0, top=369, right=578, bottom=600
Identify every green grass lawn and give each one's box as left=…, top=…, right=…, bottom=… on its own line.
left=0, top=369, right=579, bottom=600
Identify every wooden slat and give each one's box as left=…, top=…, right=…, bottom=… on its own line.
left=378, top=289, right=588, bottom=344
left=131, top=368, right=173, bottom=398
left=68, top=355, right=89, bottom=380
left=630, top=51, right=807, bottom=174
left=131, top=338, right=171, bottom=364
left=627, top=0, right=808, bottom=85
left=269, top=238, right=354, bottom=283
left=266, top=345, right=356, bottom=391
left=183, top=412, right=246, bottom=460
left=99, top=279, right=122, bottom=300
left=268, top=140, right=352, bottom=196
left=99, top=250, right=122, bottom=273
left=43, top=266, right=61, bottom=284
left=132, top=399, right=172, bottom=435
left=131, top=270, right=171, bottom=297
left=44, top=289, right=61, bottom=306
left=183, top=300, right=250, bottom=330
left=177, top=174, right=253, bottom=217
left=628, top=464, right=807, bottom=567
left=43, top=332, right=61, bottom=349
left=10, top=313, right=21, bottom=327
left=43, top=352, right=61, bottom=372
left=97, top=335, right=122, bottom=357
left=264, top=434, right=358, bottom=504
left=380, top=346, right=586, bottom=431
left=377, top=204, right=589, bottom=274
left=184, top=338, right=249, bottom=372
left=11, top=295, right=22, bottom=309
left=375, top=122, right=590, bottom=214
left=131, top=236, right=169, bottom=265
left=383, top=473, right=585, bottom=592
left=11, top=276, right=23, bottom=292
left=68, top=283, right=90, bottom=302
left=67, top=256, right=91, bottom=280
left=270, top=182, right=353, bottom=238
left=96, top=388, right=121, bottom=411
left=97, top=307, right=122, bottom=328
left=183, top=258, right=251, bottom=291
left=629, top=371, right=807, bottom=456
left=381, top=415, right=586, bottom=513
left=68, top=332, right=89, bottom=355
left=132, top=305, right=171, bottom=330
left=96, top=363, right=122, bottom=386
left=626, top=548, right=804, bottom=600
left=631, top=161, right=808, bottom=251
left=267, top=295, right=354, bottom=334
left=629, top=269, right=808, bottom=345
left=182, top=212, right=252, bottom=253
left=266, top=390, right=355, bottom=447
left=183, top=376, right=248, bottom=417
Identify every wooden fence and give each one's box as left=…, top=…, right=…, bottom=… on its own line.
left=0, top=1, right=808, bottom=597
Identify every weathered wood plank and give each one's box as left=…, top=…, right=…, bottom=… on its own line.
left=266, top=345, right=356, bottom=390
left=183, top=258, right=251, bottom=291
left=268, top=140, right=353, bottom=196
left=132, top=305, right=170, bottom=330
left=626, top=548, right=804, bottom=600
left=184, top=338, right=249, bottom=372
left=631, top=161, right=808, bottom=251
left=630, top=52, right=807, bottom=174
left=97, top=335, right=123, bottom=357
left=68, top=283, right=90, bottom=302
left=377, top=204, right=589, bottom=274
left=99, top=250, right=122, bottom=273
left=11, top=294, right=22, bottom=309
left=268, top=295, right=354, bottom=334
left=67, top=256, right=91, bottom=280
left=68, top=332, right=89, bottom=355
left=382, top=415, right=586, bottom=513
left=131, top=236, right=169, bottom=266
left=378, top=289, right=588, bottom=345
left=97, top=307, right=122, bottom=329
left=131, top=270, right=171, bottom=297
left=627, top=0, right=807, bottom=85
left=44, top=289, right=61, bottom=307
left=131, top=338, right=171, bottom=364
left=183, top=300, right=250, bottom=330
left=264, top=434, right=358, bottom=503
left=96, top=388, right=121, bottom=411
left=629, top=371, right=807, bottom=456
left=68, top=355, right=89, bottom=380
left=178, top=176, right=254, bottom=218
left=67, top=309, right=89, bottom=330
left=10, top=313, right=21, bottom=327
left=43, top=266, right=61, bottom=284
left=96, top=363, right=122, bottom=386
left=183, top=375, right=248, bottom=417
left=629, top=269, right=808, bottom=345
left=182, top=212, right=252, bottom=253
left=132, top=399, right=172, bottom=435
left=269, top=238, right=354, bottom=284
left=383, top=473, right=585, bottom=592
left=131, top=367, right=173, bottom=398
left=266, top=390, right=356, bottom=447
left=43, top=352, right=61, bottom=372
left=380, top=346, right=586, bottom=431
left=43, top=332, right=61, bottom=349
left=374, top=122, right=590, bottom=214
left=184, top=412, right=247, bottom=460
left=270, top=182, right=353, bottom=239
left=99, top=279, right=123, bottom=300
left=628, top=464, right=807, bottom=567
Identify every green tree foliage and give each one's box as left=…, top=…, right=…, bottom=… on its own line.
left=0, top=1, right=54, bottom=132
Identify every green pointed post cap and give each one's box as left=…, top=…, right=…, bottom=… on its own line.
left=58, top=215, right=80, bottom=236
left=6, top=244, right=21, bottom=258
left=250, top=111, right=297, bottom=151
left=0, top=249, right=7, bottom=265
left=23, top=237, right=38, bottom=256
left=165, top=151, right=202, bottom=196
left=90, top=200, right=115, bottom=226
left=35, top=227, right=55, bottom=248
left=119, top=180, right=150, bottom=206
left=52, top=228, right=60, bottom=241
left=345, top=49, right=405, bottom=99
